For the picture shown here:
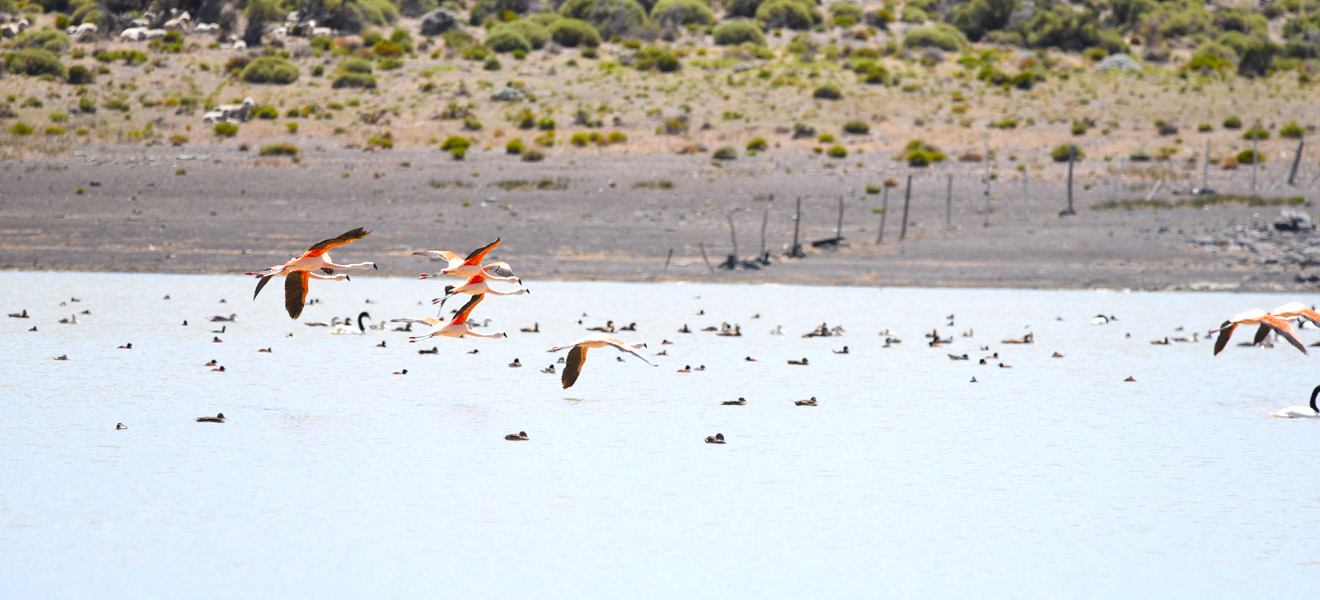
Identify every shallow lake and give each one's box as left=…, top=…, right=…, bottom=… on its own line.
left=3, top=271, right=1319, bottom=597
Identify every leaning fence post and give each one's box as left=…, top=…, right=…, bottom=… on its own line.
left=983, top=133, right=992, bottom=228
left=1251, top=138, right=1259, bottom=193
left=1022, top=170, right=1030, bottom=222
left=1289, top=140, right=1305, bottom=187
left=789, top=197, right=804, bottom=258
left=835, top=196, right=844, bottom=241
left=1063, top=145, right=1076, bottom=216
left=876, top=185, right=889, bottom=244
left=900, top=175, right=912, bottom=241
left=945, top=174, right=952, bottom=231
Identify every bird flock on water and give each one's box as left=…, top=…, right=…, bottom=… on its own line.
left=12, top=228, right=1320, bottom=436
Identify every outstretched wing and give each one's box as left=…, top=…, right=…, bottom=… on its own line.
left=1260, top=315, right=1307, bottom=355
left=483, top=261, right=518, bottom=279
left=305, top=227, right=371, bottom=257
left=284, top=271, right=309, bottom=319
left=562, top=345, right=586, bottom=389
left=450, top=294, right=484, bottom=325
left=604, top=337, right=657, bottom=366
left=393, top=317, right=443, bottom=327
left=254, top=274, right=274, bottom=300
left=462, top=238, right=500, bottom=266
left=1251, top=323, right=1271, bottom=346
left=1213, top=322, right=1236, bottom=355
left=413, top=249, right=463, bottom=265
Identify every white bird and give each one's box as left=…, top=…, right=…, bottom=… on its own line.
left=401, top=294, right=507, bottom=342
left=1273, top=384, right=1320, bottom=418
left=548, top=333, right=656, bottom=389
left=331, top=311, right=371, bottom=335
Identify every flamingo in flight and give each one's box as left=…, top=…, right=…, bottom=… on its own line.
left=432, top=271, right=530, bottom=309
left=399, top=294, right=508, bottom=342
left=1213, top=308, right=1306, bottom=355
left=246, top=228, right=376, bottom=319
left=415, top=238, right=521, bottom=283
left=548, top=333, right=656, bottom=389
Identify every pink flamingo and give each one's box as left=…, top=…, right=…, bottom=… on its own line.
left=246, top=228, right=376, bottom=319
left=548, top=333, right=656, bottom=389
left=415, top=238, right=520, bottom=283
left=401, top=294, right=507, bottom=342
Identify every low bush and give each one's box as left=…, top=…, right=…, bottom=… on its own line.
left=634, top=46, right=680, bottom=72
left=548, top=18, right=602, bottom=48
left=842, top=120, right=868, bottom=134
left=652, top=0, right=715, bottom=27
left=214, top=122, right=239, bottom=137
left=812, top=82, right=843, bottom=100
left=712, top=19, right=763, bottom=46
left=756, top=0, right=820, bottom=31
left=522, top=149, right=545, bottom=161
left=1223, top=116, right=1242, bottom=129
left=259, top=143, right=299, bottom=156
left=712, top=146, right=737, bottom=160
left=1242, top=126, right=1269, bottom=140
left=1236, top=148, right=1262, bottom=164
left=6, top=49, right=65, bottom=78
left=900, top=139, right=946, bottom=166
left=486, top=29, right=532, bottom=54
left=902, top=23, right=965, bottom=52
left=241, top=56, right=299, bottom=84
left=506, top=138, right=524, bottom=154
left=746, top=137, right=768, bottom=151
left=492, top=20, right=549, bottom=50
left=332, top=72, right=378, bottom=88
left=1051, top=144, right=1083, bottom=162
left=558, top=0, right=648, bottom=40
left=66, top=64, right=93, bottom=84
left=1280, top=122, right=1306, bottom=138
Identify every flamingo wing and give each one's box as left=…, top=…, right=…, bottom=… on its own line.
left=450, top=294, right=484, bottom=325
left=604, top=337, right=657, bottom=366
left=413, top=249, right=462, bottom=262
left=1260, top=315, right=1308, bottom=355
left=305, top=227, right=371, bottom=257
left=462, top=238, right=501, bottom=266
left=562, top=344, right=587, bottom=389
left=284, top=270, right=309, bottom=319
left=1293, top=307, right=1320, bottom=327
left=1213, top=322, right=1237, bottom=355
left=253, top=274, right=275, bottom=299
left=1251, top=323, right=1272, bottom=346
left=483, top=261, right=518, bottom=279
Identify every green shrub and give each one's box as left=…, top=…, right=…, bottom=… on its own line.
left=1280, top=122, right=1306, bottom=138
left=1129, top=148, right=1152, bottom=162
left=900, top=139, right=946, bottom=166
left=254, top=105, right=279, bottom=119
left=506, top=138, right=524, bottom=154
left=903, top=23, right=965, bottom=52
left=829, top=1, right=863, bottom=27
left=812, top=82, right=842, bottom=100
left=1223, top=116, right=1242, bottom=129
left=651, top=0, right=714, bottom=27
left=755, top=0, right=819, bottom=31
left=42, top=126, right=61, bottom=135
left=11, top=122, right=34, bottom=136
left=746, top=137, right=768, bottom=151
left=1051, top=144, right=1083, bottom=162
left=484, top=56, right=502, bottom=70
left=341, top=57, right=374, bottom=73
left=1242, top=126, right=1269, bottom=140
left=214, top=122, right=239, bottom=137
left=6, top=49, right=65, bottom=78
left=842, top=120, right=868, bottom=134
left=548, top=18, right=602, bottom=47
left=486, top=29, right=532, bottom=53
left=558, top=0, right=648, bottom=39
left=1197, top=123, right=1213, bottom=132
left=522, top=149, right=546, bottom=161
left=259, top=142, right=299, bottom=156
left=634, top=45, right=680, bottom=72
left=827, top=145, right=847, bottom=158
left=441, top=136, right=472, bottom=152
left=713, top=145, right=737, bottom=160
left=286, top=122, right=299, bottom=133
left=492, top=19, right=550, bottom=50
left=78, top=96, right=96, bottom=113
left=570, top=131, right=590, bottom=146
left=332, top=72, right=378, bottom=88
left=66, top=64, right=93, bottom=84
left=1236, top=149, right=1262, bottom=164
left=608, top=131, right=627, bottom=143
left=13, top=27, right=70, bottom=53
left=241, top=56, right=299, bottom=84
left=713, top=19, right=764, bottom=46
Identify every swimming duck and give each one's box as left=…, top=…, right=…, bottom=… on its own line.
left=259, top=347, right=272, bottom=353
left=705, top=433, right=726, bottom=444
left=376, top=340, right=387, bottom=348
left=212, top=366, right=225, bottom=372
left=394, top=369, right=408, bottom=375
left=116, top=423, right=127, bottom=430
left=54, top=355, right=68, bottom=361
left=722, top=397, right=747, bottom=405
left=212, top=336, right=223, bottom=343
left=509, top=358, right=522, bottom=368
left=118, top=343, right=132, bottom=349
left=520, top=322, right=540, bottom=333
left=678, top=324, right=692, bottom=334
left=196, top=413, right=225, bottom=423
left=745, top=356, right=757, bottom=362
left=795, top=396, right=817, bottom=406
left=677, top=365, right=691, bottom=373
left=541, top=364, right=555, bottom=374
left=948, top=353, right=968, bottom=360
left=205, top=359, right=218, bottom=366
left=418, top=346, right=439, bottom=355
left=787, top=358, right=808, bottom=365
left=8, top=309, right=28, bottom=318
left=834, top=346, right=849, bottom=354
left=505, top=431, right=529, bottom=441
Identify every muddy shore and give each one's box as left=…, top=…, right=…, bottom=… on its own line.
left=1, top=143, right=1316, bottom=291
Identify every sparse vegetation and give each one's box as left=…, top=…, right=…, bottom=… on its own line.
left=259, top=143, right=299, bottom=156
left=214, top=122, right=239, bottom=137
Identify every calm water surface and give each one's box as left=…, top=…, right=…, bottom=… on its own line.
left=2, top=272, right=1319, bottom=597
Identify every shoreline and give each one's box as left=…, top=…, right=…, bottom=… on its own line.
left=0, top=144, right=1315, bottom=292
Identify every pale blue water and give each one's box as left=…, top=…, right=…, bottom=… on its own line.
left=2, top=271, right=1319, bottom=598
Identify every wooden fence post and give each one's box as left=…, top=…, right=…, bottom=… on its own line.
left=899, top=175, right=912, bottom=241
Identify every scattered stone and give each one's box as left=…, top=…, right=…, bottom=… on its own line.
left=490, top=86, right=525, bottom=102
left=419, top=9, right=460, bottom=36
left=1093, top=54, right=1143, bottom=73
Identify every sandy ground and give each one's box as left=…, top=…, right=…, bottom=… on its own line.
left=0, top=142, right=1316, bottom=291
